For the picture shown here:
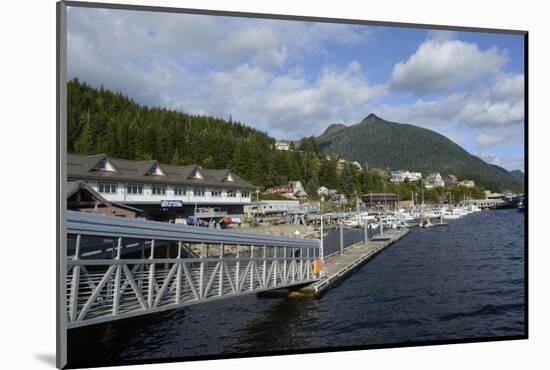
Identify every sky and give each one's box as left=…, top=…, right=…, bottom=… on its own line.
left=67, top=7, right=525, bottom=171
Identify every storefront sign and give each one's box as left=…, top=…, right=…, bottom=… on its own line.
left=160, top=200, right=183, bottom=208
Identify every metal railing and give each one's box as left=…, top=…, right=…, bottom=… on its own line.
left=66, top=211, right=320, bottom=328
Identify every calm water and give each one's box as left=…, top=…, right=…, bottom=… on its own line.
left=68, top=209, right=525, bottom=366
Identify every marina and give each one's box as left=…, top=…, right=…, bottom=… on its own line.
left=67, top=208, right=525, bottom=365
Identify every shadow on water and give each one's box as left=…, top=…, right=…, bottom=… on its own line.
left=226, top=297, right=323, bottom=353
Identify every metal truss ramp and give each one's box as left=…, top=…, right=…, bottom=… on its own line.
left=65, top=211, right=320, bottom=328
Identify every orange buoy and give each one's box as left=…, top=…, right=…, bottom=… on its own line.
left=312, top=259, right=322, bottom=274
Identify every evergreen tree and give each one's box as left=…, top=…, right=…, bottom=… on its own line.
left=73, top=120, right=94, bottom=154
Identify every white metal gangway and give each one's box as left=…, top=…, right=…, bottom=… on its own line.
left=66, top=211, right=321, bottom=329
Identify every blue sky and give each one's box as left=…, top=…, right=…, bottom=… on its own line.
left=67, top=7, right=525, bottom=171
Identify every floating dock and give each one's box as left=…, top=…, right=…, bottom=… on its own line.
left=260, top=228, right=410, bottom=298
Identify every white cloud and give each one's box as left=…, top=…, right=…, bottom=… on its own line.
left=389, top=34, right=508, bottom=95
left=457, top=100, right=524, bottom=127
left=186, top=61, right=384, bottom=138
left=477, top=153, right=524, bottom=172
left=376, top=74, right=524, bottom=130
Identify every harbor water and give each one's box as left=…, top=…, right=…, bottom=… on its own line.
left=68, top=209, right=525, bottom=365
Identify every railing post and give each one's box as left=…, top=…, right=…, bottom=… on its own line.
left=199, top=243, right=205, bottom=299
left=249, top=245, right=254, bottom=291
left=262, top=245, right=267, bottom=288
left=176, top=241, right=182, bottom=304
left=147, top=239, right=156, bottom=308
left=236, top=244, right=240, bottom=292
left=290, top=248, right=296, bottom=283
left=219, top=244, right=224, bottom=296
left=299, top=247, right=303, bottom=281
left=306, top=247, right=310, bottom=280
left=139, top=241, right=145, bottom=290
left=112, top=237, right=123, bottom=315
left=283, top=246, right=287, bottom=283
left=69, top=234, right=81, bottom=322
left=273, top=246, right=277, bottom=286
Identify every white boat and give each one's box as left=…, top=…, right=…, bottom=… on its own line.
left=443, top=212, right=461, bottom=220
left=419, top=218, right=432, bottom=228
left=344, top=219, right=359, bottom=228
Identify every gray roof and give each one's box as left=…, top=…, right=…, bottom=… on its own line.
left=67, top=153, right=256, bottom=190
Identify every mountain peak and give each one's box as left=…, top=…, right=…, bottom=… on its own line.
left=362, top=113, right=381, bottom=123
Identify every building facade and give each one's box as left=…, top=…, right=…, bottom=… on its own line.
left=361, top=192, right=400, bottom=207
left=67, top=153, right=256, bottom=221
left=390, top=170, right=422, bottom=183
left=275, top=141, right=291, bottom=151
left=444, top=174, right=458, bottom=187
left=425, top=172, right=445, bottom=188
left=67, top=180, right=142, bottom=218
left=459, top=180, right=475, bottom=188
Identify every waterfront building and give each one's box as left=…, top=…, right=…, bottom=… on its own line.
left=425, top=172, right=445, bottom=188
left=245, top=200, right=300, bottom=218
left=67, top=153, right=256, bottom=221
left=245, top=200, right=320, bottom=218
left=361, top=192, right=399, bottom=207
left=67, top=180, right=142, bottom=218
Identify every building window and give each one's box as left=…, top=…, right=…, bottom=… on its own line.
left=152, top=185, right=166, bottom=195
left=211, top=190, right=221, bottom=197
left=98, top=182, right=117, bottom=194
left=227, top=190, right=236, bottom=197
left=127, top=183, right=143, bottom=195
left=242, top=191, right=250, bottom=198
left=193, top=188, right=205, bottom=196
left=174, top=186, right=186, bottom=196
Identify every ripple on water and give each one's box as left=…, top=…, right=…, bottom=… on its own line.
left=67, top=210, right=525, bottom=364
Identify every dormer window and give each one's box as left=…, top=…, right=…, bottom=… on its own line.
left=146, top=163, right=165, bottom=176
left=225, top=173, right=235, bottom=182
left=93, top=158, right=117, bottom=172
left=190, top=168, right=203, bottom=180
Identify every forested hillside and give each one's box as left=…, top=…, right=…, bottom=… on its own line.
left=67, top=79, right=489, bottom=203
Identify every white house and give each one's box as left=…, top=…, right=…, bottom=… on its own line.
left=390, top=170, right=422, bottom=183
left=317, top=186, right=329, bottom=197
left=289, top=181, right=308, bottom=197
left=67, top=153, right=256, bottom=220
left=424, top=172, right=445, bottom=188
left=275, top=141, right=291, bottom=151
left=351, top=161, right=362, bottom=170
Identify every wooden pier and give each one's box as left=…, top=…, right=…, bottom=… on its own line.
left=260, top=227, right=410, bottom=298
